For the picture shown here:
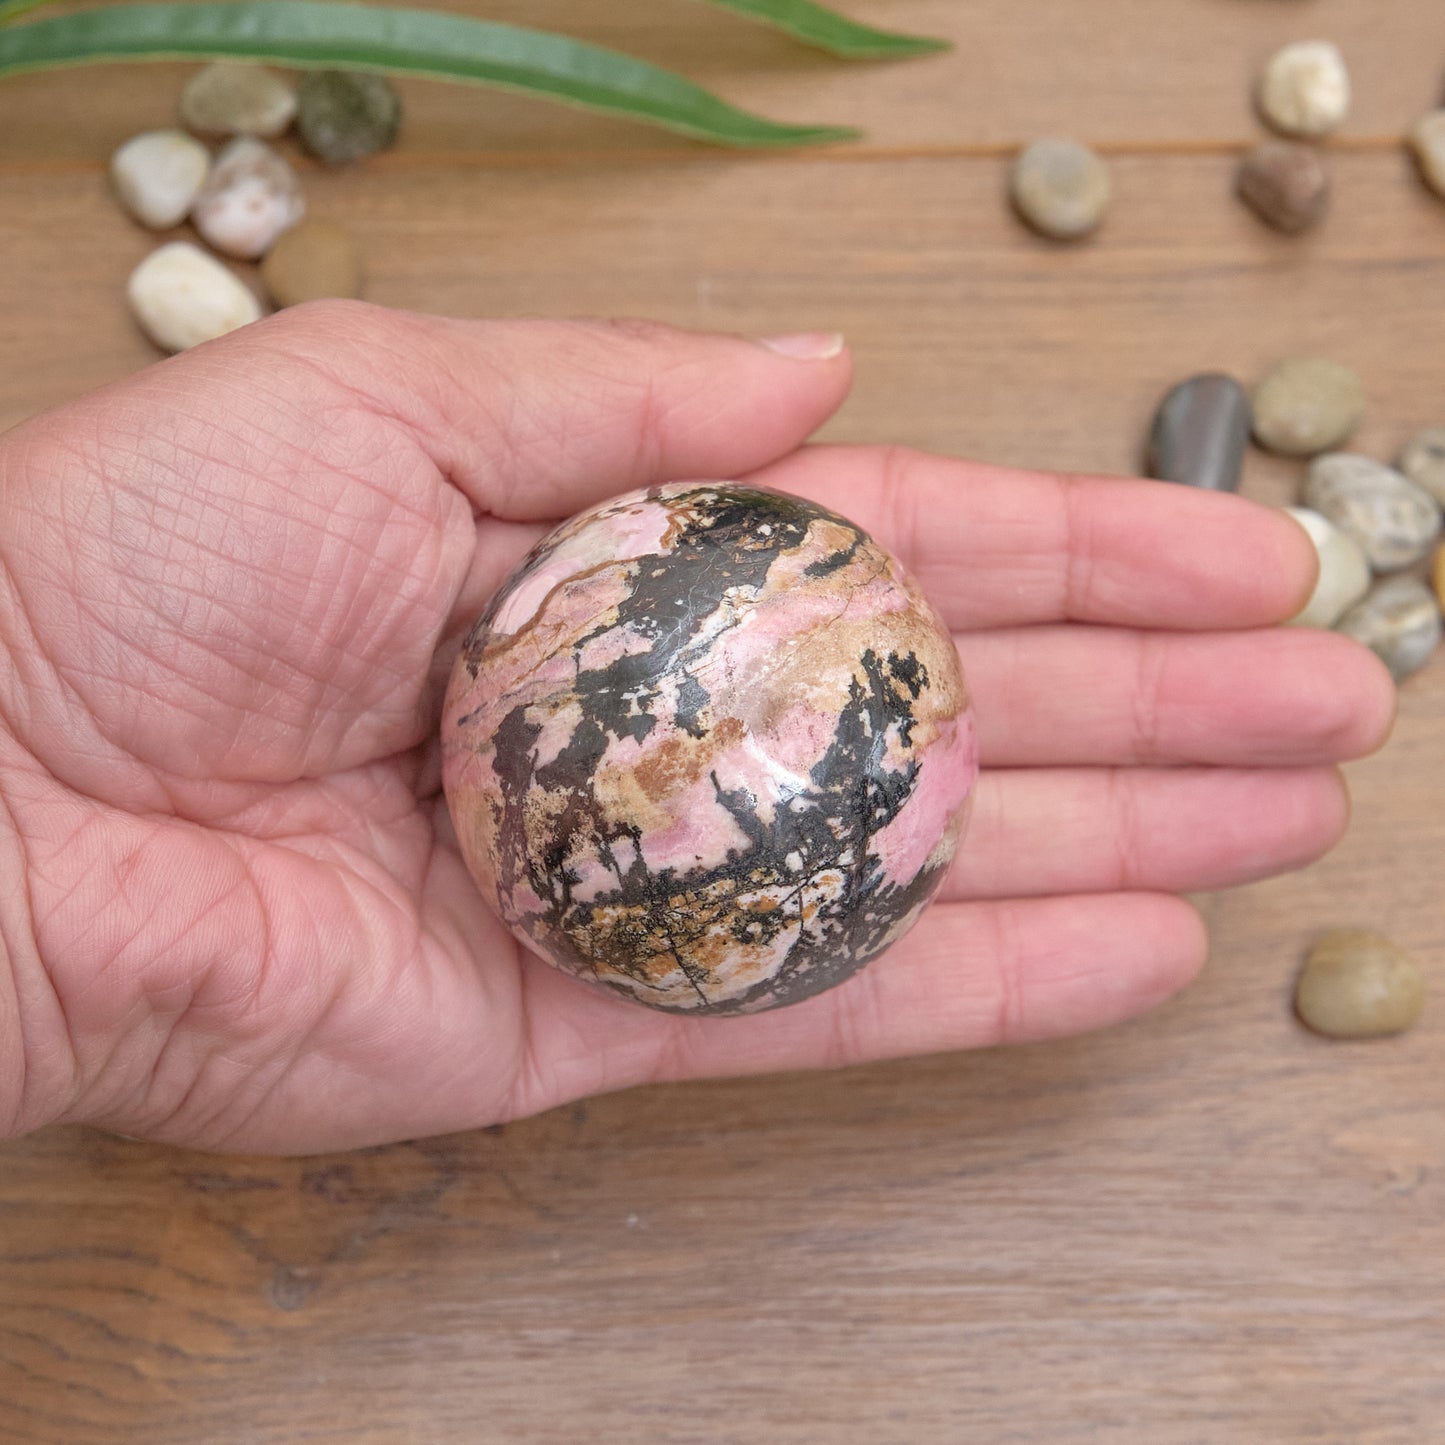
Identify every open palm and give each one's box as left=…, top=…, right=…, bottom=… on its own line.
left=0, top=305, right=1394, bottom=1153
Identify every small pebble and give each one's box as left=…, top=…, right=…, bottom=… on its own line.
left=297, top=70, right=401, bottom=164
left=1257, top=40, right=1350, bottom=139
left=1408, top=111, right=1445, bottom=200
left=1235, top=140, right=1331, bottom=233
left=1146, top=374, right=1251, bottom=491
left=1398, top=426, right=1445, bottom=505
left=191, top=137, right=305, bottom=260
left=180, top=61, right=297, bottom=139
left=1009, top=138, right=1111, bottom=241
left=261, top=218, right=364, bottom=307
left=1284, top=507, right=1371, bottom=628
left=1251, top=357, right=1365, bottom=457
left=126, top=241, right=263, bottom=353
left=1303, top=453, right=1441, bottom=572
left=1433, top=547, right=1445, bottom=611
left=1296, top=930, right=1425, bottom=1039
left=109, top=129, right=210, bottom=230
left=1336, top=576, right=1443, bottom=681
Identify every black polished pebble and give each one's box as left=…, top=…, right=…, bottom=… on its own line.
left=1145, top=373, right=1252, bottom=491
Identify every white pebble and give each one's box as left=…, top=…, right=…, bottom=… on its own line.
left=127, top=241, right=263, bottom=353
left=1284, top=507, right=1371, bottom=629
left=109, top=130, right=211, bottom=230
left=1257, top=41, right=1350, bottom=138
left=190, top=137, right=305, bottom=260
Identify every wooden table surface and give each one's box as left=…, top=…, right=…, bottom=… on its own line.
left=3, top=2, right=1444, bottom=1440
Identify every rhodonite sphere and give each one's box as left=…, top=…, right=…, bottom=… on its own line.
left=442, top=482, right=978, bottom=1014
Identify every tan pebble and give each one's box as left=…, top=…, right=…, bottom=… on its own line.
left=261, top=219, right=364, bottom=307
left=1009, top=138, right=1111, bottom=241
left=1251, top=357, right=1364, bottom=456
left=1257, top=40, right=1350, bottom=138
left=1433, top=547, right=1445, bottom=610
left=1409, top=111, right=1445, bottom=200
left=181, top=62, right=297, bottom=139
left=1296, top=930, right=1425, bottom=1038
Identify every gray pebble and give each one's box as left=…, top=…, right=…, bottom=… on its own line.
left=1236, top=140, right=1331, bottom=233
left=1303, top=453, right=1441, bottom=571
left=1009, top=139, right=1111, bottom=241
left=1284, top=507, right=1371, bottom=629
left=1296, top=930, right=1425, bottom=1039
left=1251, top=357, right=1365, bottom=456
left=1336, top=576, right=1443, bottom=681
left=1146, top=374, right=1251, bottom=491
left=297, top=70, right=401, bottom=164
left=1397, top=426, right=1445, bottom=506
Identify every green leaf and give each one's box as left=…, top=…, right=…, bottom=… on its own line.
left=698, top=0, right=948, bottom=58
left=0, top=1, right=859, bottom=148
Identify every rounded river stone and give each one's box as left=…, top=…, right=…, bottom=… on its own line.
left=297, top=70, right=400, bottom=163
left=443, top=483, right=978, bottom=1015
left=1009, top=138, right=1111, bottom=240
left=1284, top=507, right=1370, bottom=629
left=1336, top=576, right=1443, bottom=682
left=1397, top=426, right=1445, bottom=505
left=1409, top=111, right=1445, bottom=200
left=1296, top=930, right=1425, bottom=1039
left=1146, top=373, right=1251, bottom=491
left=1251, top=357, right=1365, bottom=456
left=262, top=218, right=364, bottom=306
left=180, top=61, right=296, bottom=138
left=1257, top=40, right=1350, bottom=139
left=1303, top=453, right=1441, bottom=572
left=1235, top=140, right=1331, bottom=233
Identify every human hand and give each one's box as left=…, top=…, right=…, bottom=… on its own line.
left=0, top=305, right=1395, bottom=1153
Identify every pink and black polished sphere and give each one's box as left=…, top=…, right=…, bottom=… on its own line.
left=442, top=482, right=977, bottom=1014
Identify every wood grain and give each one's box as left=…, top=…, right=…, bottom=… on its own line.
left=3, top=1, right=1445, bottom=1440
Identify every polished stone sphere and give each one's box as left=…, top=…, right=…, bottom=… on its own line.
left=442, top=482, right=977, bottom=1014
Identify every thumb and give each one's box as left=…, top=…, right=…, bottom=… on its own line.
left=235, top=302, right=854, bottom=519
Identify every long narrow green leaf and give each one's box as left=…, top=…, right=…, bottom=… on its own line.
left=698, top=0, right=948, bottom=58
left=0, top=1, right=859, bottom=147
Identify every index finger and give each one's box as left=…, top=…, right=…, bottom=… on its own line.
left=747, top=445, right=1318, bottom=632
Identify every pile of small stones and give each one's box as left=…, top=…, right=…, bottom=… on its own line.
left=113, top=63, right=398, bottom=352
left=1147, top=360, right=1445, bottom=683
left=1011, top=37, right=1445, bottom=240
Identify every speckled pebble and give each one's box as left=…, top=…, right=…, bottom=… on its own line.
left=1009, top=138, right=1111, bottom=241
left=1397, top=426, right=1445, bottom=506
left=126, top=241, right=263, bottom=353
left=1296, top=930, right=1425, bottom=1039
left=1409, top=111, right=1445, bottom=200
left=1257, top=40, right=1350, bottom=139
left=191, top=137, right=305, bottom=260
left=297, top=70, right=401, bottom=164
left=1284, top=507, right=1371, bottom=629
left=1336, top=576, right=1443, bottom=682
left=109, top=129, right=210, bottom=229
left=1235, top=140, right=1331, bottom=233
left=1303, top=453, right=1441, bottom=572
left=1146, top=374, right=1251, bottom=491
left=180, top=62, right=297, bottom=138
left=1251, top=357, right=1365, bottom=457
left=261, top=218, right=364, bottom=307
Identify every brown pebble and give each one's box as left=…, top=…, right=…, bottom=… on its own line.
left=261, top=219, right=364, bottom=307
left=1236, top=140, right=1331, bottom=233
left=1296, top=930, right=1426, bottom=1039
left=1433, top=546, right=1445, bottom=610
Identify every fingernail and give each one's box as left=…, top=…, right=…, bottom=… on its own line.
left=757, top=331, right=846, bottom=361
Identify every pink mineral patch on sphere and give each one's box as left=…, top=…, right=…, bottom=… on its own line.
left=442, top=482, right=978, bottom=1014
